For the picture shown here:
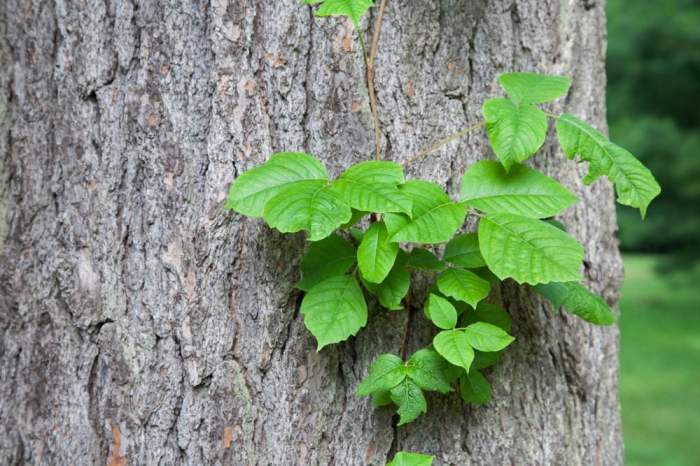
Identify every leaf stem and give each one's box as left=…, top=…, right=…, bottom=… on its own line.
left=400, top=294, right=411, bottom=360
left=358, top=30, right=369, bottom=67
left=357, top=30, right=377, bottom=158
left=402, top=121, right=485, bottom=167
left=366, top=0, right=389, bottom=161
left=544, top=110, right=561, bottom=119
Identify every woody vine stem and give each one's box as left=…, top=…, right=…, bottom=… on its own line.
left=363, top=0, right=484, bottom=166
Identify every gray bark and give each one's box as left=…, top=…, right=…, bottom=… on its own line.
left=0, top=1, right=623, bottom=465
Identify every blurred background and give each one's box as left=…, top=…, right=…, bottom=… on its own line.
left=607, top=1, right=700, bottom=465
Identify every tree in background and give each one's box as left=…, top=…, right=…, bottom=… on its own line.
left=608, top=0, right=700, bottom=266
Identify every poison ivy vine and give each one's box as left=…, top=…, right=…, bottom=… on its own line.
left=226, top=2, right=660, bottom=464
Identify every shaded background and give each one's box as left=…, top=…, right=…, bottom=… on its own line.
left=607, top=0, right=700, bottom=464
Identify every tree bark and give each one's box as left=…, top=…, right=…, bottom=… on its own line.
left=0, top=1, right=623, bottom=465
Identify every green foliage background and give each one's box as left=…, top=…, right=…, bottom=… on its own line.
left=608, top=0, right=700, bottom=265
left=609, top=2, right=700, bottom=465
left=619, top=256, right=700, bottom=466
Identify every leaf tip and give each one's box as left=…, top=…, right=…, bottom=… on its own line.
left=638, top=204, right=648, bottom=220
left=316, top=339, right=331, bottom=351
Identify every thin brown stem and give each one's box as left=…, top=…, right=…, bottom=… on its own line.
left=399, top=295, right=411, bottom=360
left=402, top=121, right=485, bottom=167
left=357, top=32, right=376, bottom=158
left=367, top=0, right=388, bottom=160
left=358, top=32, right=369, bottom=69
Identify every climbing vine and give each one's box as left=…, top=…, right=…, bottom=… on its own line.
left=226, top=1, right=660, bottom=464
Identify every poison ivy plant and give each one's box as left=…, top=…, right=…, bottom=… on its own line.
left=386, top=451, right=434, bottom=466
left=358, top=221, right=400, bottom=283
left=534, top=281, right=616, bottom=325
left=478, top=212, right=584, bottom=284
left=225, top=152, right=327, bottom=217
left=304, top=0, right=375, bottom=28
left=296, top=234, right=356, bottom=291
left=358, top=348, right=454, bottom=424
left=300, top=274, right=367, bottom=349
left=482, top=73, right=572, bottom=172
left=332, top=161, right=413, bottom=215
left=437, top=268, right=491, bottom=308
left=499, top=72, right=572, bottom=105
left=363, top=250, right=411, bottom=310
left=432, top=329, right=476, bottom=371
left=556, top=113, right=661, bottom=217
left=425, top=293, right=458, bottom=330
left=463, top=303, right=513, bottom=332
left=483, top=98, right=548, bottom=171
left=443, top=233, right=485, bottom=268
left=460, top=369, right=492, bottom=405
left=409, top=248, right=445, bottom=271
left=263, top=179, right=352, bottom=241
left=227, top=5, right=660, bottom=461
left=460, top=160, right=577, bottom=218
left=384, top=181, right=467, bottom=244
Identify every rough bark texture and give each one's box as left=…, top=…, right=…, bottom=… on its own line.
left=0, top=1, right=623, bottom=465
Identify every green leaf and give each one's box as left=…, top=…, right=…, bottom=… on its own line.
left=534, top=281, right=616, bottom=325
left=372, top=390, right=393, bottom=407
left=472, top=350, right=502, bottom=370
left=390, top=379, right=427, bottom=426
left=332, top=161, right=412, bottom=215
left=471, top=267, right=501, bottom=285
left=448, top=297, right=471, bottom=316
left=363, top=250, right=410, bottom=310
left=341, top=209, right=368, bottom=228
left=263, top=180, right=352, bottom=241
left=498, top=72, right=571, bottom=105
left=408, top=248, right=445, bottom=271
left=482, top=98, right=548, bottom=171
left=437, top=268, right=491, bottom=308
left=459, top=370, right=492, bottom=405
left=385, top=181, right=467, bottom=244
left=300, top=275, right=368, bottom=350
left=463, top=322, right=515, bottom=352
left=225, top=152, right=328, bottom=217
left=462, top=303, right=512, bottom=332
left=425, top=294, right=458, bottom=330
left=297, top=234, right=356, bottom=291
left=428, top=291, right=470, bottom=319
left=441, top=360, right=465, bottom=383
left=386, top=451, right=434, bottom=466
left=350, top=226, right=365, bottom=243
left=460, top=160, right=577, bottom=218
left=406, top=348, right=453, bottom=394
left=443, top=233, right=486, bottom=268
left=357, top=354, right=406, bottom=396
left=556, top=113, right=661, bottom=217
left=479, top=213, right=584, bottom=285
left=545, top=219, right=567, bottom=231
left=433, top=330, right=475, bottom=372
left=340, top=160, right=405, bottom=184
left=358, top=222, right=400, bottom=283
left=315, top=0, right=375, bottom=28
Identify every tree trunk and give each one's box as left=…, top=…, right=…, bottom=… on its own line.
left=0, top=1, right=623, bottom=465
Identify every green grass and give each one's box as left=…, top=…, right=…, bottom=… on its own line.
left=620, top=255, right=700, bottom=466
